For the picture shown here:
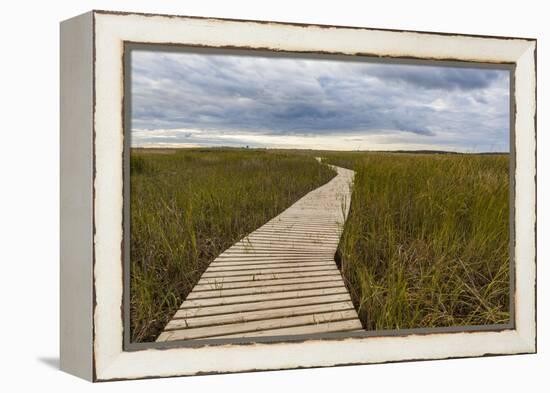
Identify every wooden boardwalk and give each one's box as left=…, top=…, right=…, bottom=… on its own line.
left=157, top=163, right=362, bottom=342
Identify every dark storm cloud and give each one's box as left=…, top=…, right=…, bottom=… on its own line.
left=131, top=50, right=510, bottom=151
left=366, top=65, right=502, bottom=91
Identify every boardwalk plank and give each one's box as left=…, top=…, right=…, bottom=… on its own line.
left=201, top=266, right=339, bottom=278
left=193, top=274, right=343, bottom=291
left=173, top=294, right=354, bottom=319
left=158, top=310, right=359, bottom=341
left=187, top=280, right=346, bottom=299
left=214, top=319, right=363, bottom=339
left=179, top=287, right=348, bottom=309
left=197, top=270, right=343, bottom=284
left=218, top=254, right=334, bottom=257
left=206, top=261, right=336, bottom=272
left=165, top=301, right=354, bottom=330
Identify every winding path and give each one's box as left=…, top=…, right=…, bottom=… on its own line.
left=157, top=162, right=362, bottom=342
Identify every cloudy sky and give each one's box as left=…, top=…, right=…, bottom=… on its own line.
left=130, top=49, right=510, bottom=152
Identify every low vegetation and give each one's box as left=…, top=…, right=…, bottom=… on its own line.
left=130, top=148, right=336, bottom=342
left=322, top=152, right=511, bottom=330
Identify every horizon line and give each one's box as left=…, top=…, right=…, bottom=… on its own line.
left=130, top=145, right=510, bottom=155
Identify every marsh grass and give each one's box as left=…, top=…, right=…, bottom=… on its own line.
left=130, top=148, right=336, bottom=342
left=130, top=147, right=510, bottom=341
left=323, top=152, right=510, bottom=330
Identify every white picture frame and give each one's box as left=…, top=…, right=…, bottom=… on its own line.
left=60, top=10, right=536, bottom=381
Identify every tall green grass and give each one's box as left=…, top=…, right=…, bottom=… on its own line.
left=130, top=148, right=336, bottom=342
left=323, top=153, right=510, bottom=330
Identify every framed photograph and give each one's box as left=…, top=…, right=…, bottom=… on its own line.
left=60, top=10, right=536, bottom=381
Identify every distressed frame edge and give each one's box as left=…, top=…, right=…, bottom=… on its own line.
left=90, top=11, right=537, bottom=381
left=512, top=41, right=537, bottom=353
left=92, top=8, right=537, bottom=42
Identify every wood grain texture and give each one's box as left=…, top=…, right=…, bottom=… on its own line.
left=157, top=164, right=362, bottom=342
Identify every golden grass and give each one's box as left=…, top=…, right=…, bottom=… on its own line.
left=323, top=152, right=510, bottom=330
left=130, top=148, right=336, bottom=342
